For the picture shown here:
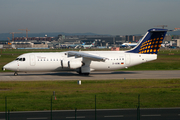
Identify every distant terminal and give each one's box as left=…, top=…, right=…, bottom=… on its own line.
left=1, top=26, right=180, bottom=49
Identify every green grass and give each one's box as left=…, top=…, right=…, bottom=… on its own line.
left=0, top=79, right=180, bottom=111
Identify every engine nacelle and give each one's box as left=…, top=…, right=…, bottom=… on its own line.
left=68, top=60, right=82, bottom=69
left=61, top=60, right=69, bottom=68
left=61, top=60, right=82, bottom=69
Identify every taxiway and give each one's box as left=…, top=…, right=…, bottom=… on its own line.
left=0, top=70, right=180, bottom=81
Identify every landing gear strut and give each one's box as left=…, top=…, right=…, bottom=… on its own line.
left=14, top=72, right=18, bottom=76
left=76, top=68, right=90, bottom=76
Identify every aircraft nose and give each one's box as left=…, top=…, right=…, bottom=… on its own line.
left=3, top=62, right=16, bottom=71
left=3, top=64, right=10, bottom=71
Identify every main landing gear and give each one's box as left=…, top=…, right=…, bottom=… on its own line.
left=76, top=68, right=90, bottom=76
left=78, top=72, right=90, bottom=76
left=14, top=72, right=18, bottom=76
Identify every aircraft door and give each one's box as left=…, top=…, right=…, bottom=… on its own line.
left=125, top=54, right=131, bottom=65
left=30, top=54, right=36, bottom=66
left=17, top=60, right=19, bottom=71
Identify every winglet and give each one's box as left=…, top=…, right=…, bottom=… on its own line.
left=126, top=28, right=168, bottom=54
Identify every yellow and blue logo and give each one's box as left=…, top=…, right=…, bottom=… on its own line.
left=127, top=28, right=168, bottom=54
left=139, top=37, right=163, bottom=54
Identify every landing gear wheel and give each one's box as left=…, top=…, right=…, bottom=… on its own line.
left=76, top=68, right=82, bottom=74
left=83, top=73, right=90, bottom=76
left=79, top=73, right=90, bottom=76
left=14, top=72, right=18, bottom=76
left=76, top=68, right=90, bottom=76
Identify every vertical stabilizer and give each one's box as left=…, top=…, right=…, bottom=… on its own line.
left=127, top=28, right=168, bottom=54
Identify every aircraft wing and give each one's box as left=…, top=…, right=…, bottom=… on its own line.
left=67, top=51, right=107, bottom=62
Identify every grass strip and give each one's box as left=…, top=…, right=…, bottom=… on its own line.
left=0, top=79, right=180, bottom=111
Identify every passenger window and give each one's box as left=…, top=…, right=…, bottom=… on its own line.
left=23, top=58, right=25, bottom=61
left=19, top=58, right=23, bottom=61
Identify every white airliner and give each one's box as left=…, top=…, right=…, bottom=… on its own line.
left=82, top=41, right=95, bottom=48
left=2, top=28, right=168, bottom=76
left=121, top=42, right=138, bottom=48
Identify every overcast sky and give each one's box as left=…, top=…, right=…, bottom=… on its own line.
left=0, top=0, right=180, bottom=35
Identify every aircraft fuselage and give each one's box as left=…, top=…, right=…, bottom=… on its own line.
left=3, top=51, right=157, bottom=73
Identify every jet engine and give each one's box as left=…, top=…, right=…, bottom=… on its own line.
left=68, top=60, right=82, bottom=69
left=61, top=60, right=82, bottom=69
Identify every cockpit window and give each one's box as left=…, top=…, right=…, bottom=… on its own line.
left=19, top=58, right=23, bottom=61
left=15, top=58, right=19, bottom=61
left=15, top=58, right=25, bottom=61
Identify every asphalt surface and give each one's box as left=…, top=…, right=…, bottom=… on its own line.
left=0, top=108, right=180, bottom=120
left=0, top=70, right=180, bottom=81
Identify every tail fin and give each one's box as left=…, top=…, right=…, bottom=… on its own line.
left=82, top=42, right=86, bottom=45
left=127, top=28, right=168, bottom=54
left=91, top=41, right=95, bottom=46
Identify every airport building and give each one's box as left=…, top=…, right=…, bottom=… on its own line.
left=0, top=41, right=49, bottom=49
left=1, top=33, right=180, bottom=49
left=14, top=37, right=54, bottom=41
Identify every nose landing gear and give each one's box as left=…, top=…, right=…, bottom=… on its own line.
left=14, top=72, right=18, bottom=76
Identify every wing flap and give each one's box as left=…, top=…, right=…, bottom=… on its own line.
left=67, top=51, right=106, bottom=61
